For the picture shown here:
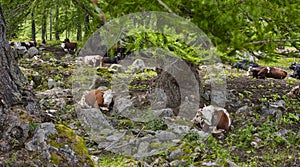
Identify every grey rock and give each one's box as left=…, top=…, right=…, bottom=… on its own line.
left=137, top=141, right=150, bottom=155
left=155, top=131, right=176, bottom=141
left=237, top=105, right=251, bottom=114
left=25, top=123, right=57, bottom=161
left=131, top=59, right=145, bottom=73
left=168, top=149, right=184, bottom=161
left=153, top=108, right=174, bottom=118
left=226, top=159, right=239, bottom=167
left=59, top=145, right=79, bottom=164
left=106, top=132, right=126, bottom=141
left=77, top=108, right=114, bottom=135
left=170, top=160, right=186, bottom=167
left=270, top=100, right=285, bottom=110
left=27, top=47, right=39, bottom=58
left=56, top=81, right=65, bottom=88
left=48, top=78, right=56, bottom=89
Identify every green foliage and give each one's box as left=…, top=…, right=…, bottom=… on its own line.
left=3, top=0, right=300, bottom=62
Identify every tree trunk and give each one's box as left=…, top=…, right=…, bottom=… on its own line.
left=77, top=8, right=82, bottom=41
left=42, top=9, right=47, bottom=43
left=0, top=5, right=40, bottom=153
left=49, top=8, right=53, bottom=41
left=77, top=24, right=82, bottom=41
left=84, top=15, right=90, bottom=38
left=55, top=5, right=60, bottom=40
left=31, top=12, right=36, bottom=42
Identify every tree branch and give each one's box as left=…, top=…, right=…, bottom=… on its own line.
left=157, top=0, right=174, bottom=13
left=72, top=0, right=95, bottom=18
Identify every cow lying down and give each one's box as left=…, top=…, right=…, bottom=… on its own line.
left=192, top=105, right=231, bottom=136
left=79, top=89, right=113, bottom=113
left=289, top=62, right=300, bottom=79
left=248, top=66, right=287, bottom=79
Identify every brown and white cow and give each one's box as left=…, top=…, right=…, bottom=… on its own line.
left=248, top=66, right=287, bottom=79
left=84, top=89, right=106, bottom=109
left=61, top=38, right=77, bottom=52
left=192, top=105, right=231, bottom=134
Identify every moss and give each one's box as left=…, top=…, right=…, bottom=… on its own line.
left=50, top=153, right=64, bottom=165
left=150, top=142, right=161, bottom=149
left=130, top=69, right=157, bottom=82
left=96, top=67, right=113, bottom=81
left=48, top=124, right=95, bottom=166
left=97, top=153, right=137, bottom=167
left=117, top=119, right=134, bottom=129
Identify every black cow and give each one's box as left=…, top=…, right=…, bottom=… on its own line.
left=290, top=62, right=300, bottom=79
left=232, top=60, right=260, bottom=71
left=103, top=55, right=121, bottom=64
left=289, top=62, right=299, bottom=70
left=20, top=41, right=37, bottom=49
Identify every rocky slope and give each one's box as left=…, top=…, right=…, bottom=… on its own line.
left=0, top=45, right=299, bottom=166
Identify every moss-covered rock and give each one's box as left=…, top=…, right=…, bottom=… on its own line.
left=48, top=124, right=95, bottom=167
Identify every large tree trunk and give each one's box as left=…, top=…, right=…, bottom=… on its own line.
left=0, top=5, right=40, bottom=153
left=0, top=9, right=25, bottom=107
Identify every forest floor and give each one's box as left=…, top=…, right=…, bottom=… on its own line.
left=1, top=44, right=299, bottom=166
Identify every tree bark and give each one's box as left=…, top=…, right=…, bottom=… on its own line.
left=0, top=6, right=40, bottom=153
left=84, top=15, right=90, bottom=38
left=77, top=24, right=82, bottom=41
left=31, top=12, right=36, bottom=42
left=49, top=8, right=53, bottom=41
left=42, top=9, right=47, bottom=42
left=55, top=5, right=60, bottom=40
left=0, top=7, right=26, bottom=107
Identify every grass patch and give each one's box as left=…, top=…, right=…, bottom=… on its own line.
left=257, top=57, right=300, bottom=67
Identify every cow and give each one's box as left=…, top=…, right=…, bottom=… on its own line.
left=289, top=62, right=300, bottom=79
left=289, top=62, right=298, bottom=70
left=248, top=66, right=287, bottom=79
left=17, top=41, right=36, bottom=49
left=232, top=60, right=260, bottom=71
left=61, top=38, right=77, bottom=52
left=85, top=89, right=106, bottom=109
left=192, top=105, right=231, bottom=135
left=103, top=55, right=121, bottom=64
left=77, top=55, right=104, bottom=67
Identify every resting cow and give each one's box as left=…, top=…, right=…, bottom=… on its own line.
left=289, top=62, right=300, bottom=79
left=248, top=66, right=287, bottom=79
left=61, top=38, right=77, bottom=52
left=103, top=55, right=121, bottom=64
left=85, top=89, right=106, bottom=109
left=232, top=60, right=260, bottom=71
left=192, top=105, right=231, bottom=134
